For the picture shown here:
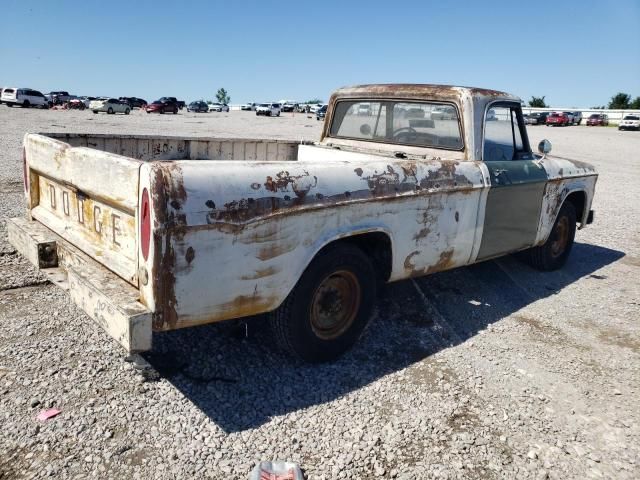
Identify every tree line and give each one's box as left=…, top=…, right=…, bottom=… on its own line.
left=528, top=93, right=640, bottom=110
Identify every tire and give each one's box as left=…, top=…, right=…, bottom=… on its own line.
left=521, top=201, right=576, bottom=271
left=173, top=108, right=178, bottom=114
left=270, top=243, right=377, bottom=362
left=276, top=112, right=280, bottom=117
left=107, top=107, right=114, bottom=114
left=6, top=103, right=12, bottom=108
left=93, top=110, right=98, bottom=114
left=23, top=100, right=30, bottom=108
left=160, top=107, right=165, bottom=114
left=125, top=108, right=130, bottom=115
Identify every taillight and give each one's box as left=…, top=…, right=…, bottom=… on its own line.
left=23, top=147, right=28, bottom=193
left=140, top=188, right=151, bottom=261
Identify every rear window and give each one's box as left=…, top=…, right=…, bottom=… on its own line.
left=329, top=100, right=464, bottom=150
left=624, top=115, right=639, bottom=120
left=3, top=88, right=15, bottom=94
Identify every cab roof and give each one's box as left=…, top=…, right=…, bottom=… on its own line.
left=330, top=83, right=520, bottom=103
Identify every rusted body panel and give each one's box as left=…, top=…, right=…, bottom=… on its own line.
left=10, top=84, right=598, bottom=353
left=138, top=156, right=487, bottom=330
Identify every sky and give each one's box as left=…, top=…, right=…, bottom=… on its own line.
left=1, top=0, right=639, bottom=107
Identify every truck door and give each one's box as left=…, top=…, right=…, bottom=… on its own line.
left=476, top=103, right=548, bottom=261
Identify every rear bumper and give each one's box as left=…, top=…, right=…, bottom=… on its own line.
left=7, top=217, right=152, bottom=353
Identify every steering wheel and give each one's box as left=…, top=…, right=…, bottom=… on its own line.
left=393, top=126, right=417, bottom=142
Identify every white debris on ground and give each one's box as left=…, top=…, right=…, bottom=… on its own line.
left=0, top=107, right=638, bottom=479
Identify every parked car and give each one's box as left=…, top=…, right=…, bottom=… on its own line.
left=119, top=97, right=147, bottom=108
left=79, top=96, right=97, bottom=108
left=546, top=112, right=570, bottom=126
left=571, top=111, right=583, bottom=125
left=241, top=103, right=257, bottom=111
left=208, top=103, right=230, bottom=112
left=586, top=113, right=609, bottom=126
left=145, top=98, right=179, bottom=114
left=159, top=97, right=185, bottom=110
left=89, top=98, right=131, bottom=114
left=67, top=98, right=86, bottom=110
left=529, top=112, right=549, bottom=125
left=187, top=101, right=209, bottom=113
left=9, top=84, right=597, bottom=362
left=523, top=113, right=536, bottom=125
left=309, top=104, right=322, bottom=114
left=45, top=91, right=72, bottom=105
left=281, top=103, right=298, bottom=113
left=316, top=104, right=327, bottom=120
left=2, top=88, right=48, bottom=108
left=0, top=87, right=5, bottom=104
left=430, top=105, right=457, bottom=120
left=357, top=103, right=371, bottom=116
left=256, top=103, right=281, bottom=116
left=618, top=115, right=640, bottom=131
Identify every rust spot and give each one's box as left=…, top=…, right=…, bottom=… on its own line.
left=263, top=170, right=317, bottom=198
left=240, top=266, right=279, bottom=280
left=185, top=246, right=195, bottom=264
left=256, top=241, right=297, bottom=261
left=426, top=249, right=455, bottom=274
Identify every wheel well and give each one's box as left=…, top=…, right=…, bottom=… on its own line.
left=318, top=232, right=392, bottom=282
left=564, top=191, right=586, bottom=222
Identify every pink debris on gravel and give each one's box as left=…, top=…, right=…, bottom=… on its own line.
left=36, top=408, right=61, bottom=422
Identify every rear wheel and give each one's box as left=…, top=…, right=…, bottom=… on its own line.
left=173, top=107, right=178, bottom=114
left=107, top=107, right=114, bottom=114
left=23, top=100, right=30, bottom=108
left=160, top=107, right=165, bottom=114
left=270, top=244, right=376, bottom=362
left=125, top=108, right=130, bottom=115
left=521, top=201, right=576, bottom=271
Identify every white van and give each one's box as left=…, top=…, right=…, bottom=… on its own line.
left=1, top=88, right=48, bottom=108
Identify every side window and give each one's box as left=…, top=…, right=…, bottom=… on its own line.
left=483, top=105, right=527, bottom=161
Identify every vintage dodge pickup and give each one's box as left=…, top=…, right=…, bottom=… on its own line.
left=8, top=84, right=597, bottom=362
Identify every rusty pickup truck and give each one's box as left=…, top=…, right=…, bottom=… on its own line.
left=8, top=84, right=597, bottom=362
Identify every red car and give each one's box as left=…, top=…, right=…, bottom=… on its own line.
left=546, top=112, right=570, bottom=126
left=586, top=113, right=609, bottom=126
left=145, top=99, right=179, bottom=114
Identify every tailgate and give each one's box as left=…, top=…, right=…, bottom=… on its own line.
left=24, top=133, right=141, bottom=285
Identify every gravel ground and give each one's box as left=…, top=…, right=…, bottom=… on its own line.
left=1, top=106, right=639, bottom=479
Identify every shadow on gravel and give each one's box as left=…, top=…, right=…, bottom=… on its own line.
left=144, top=242, right=623, bottom=433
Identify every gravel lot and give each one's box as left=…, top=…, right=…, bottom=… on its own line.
left=1, top=106, right=639, bottom=479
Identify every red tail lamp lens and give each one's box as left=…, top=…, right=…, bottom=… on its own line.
left=23, top=147, right=28, bottom=192
left=141, top=188, right=151, bottom=260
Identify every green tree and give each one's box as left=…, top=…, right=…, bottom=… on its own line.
left=216, top=88, right=230, bottom=104
left=528, top=96, right=547, bottom=108
left=608, top=92, right=631, bottom=109
left=305, top=98, right=323, bottom=104
left=630, top=97, right=640, bottom=109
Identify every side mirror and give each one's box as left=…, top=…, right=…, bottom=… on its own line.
left=538, top=139, right=552, bottom=155
left=360, top=124, right=372, bottom=136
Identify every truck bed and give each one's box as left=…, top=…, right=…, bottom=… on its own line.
left=44, top=133, right=308, bottom=162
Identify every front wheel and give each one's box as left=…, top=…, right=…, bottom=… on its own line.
left=520, top=201, right=576, bottom=271
left=107, top=107, right=114, bottom=114
left=23, top=100, right=30, bottom=108
left=270, top=244, right=376, bottom=362
left=125, top=108, right=130, bottom=115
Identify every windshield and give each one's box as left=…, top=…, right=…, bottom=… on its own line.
left=589, top=114, right=600, bottom=119
left=259, top=104, right=269, bottom=107
left=329, top=100, right=463, bottom=150
left=624, top=116, right=639, bottom=120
